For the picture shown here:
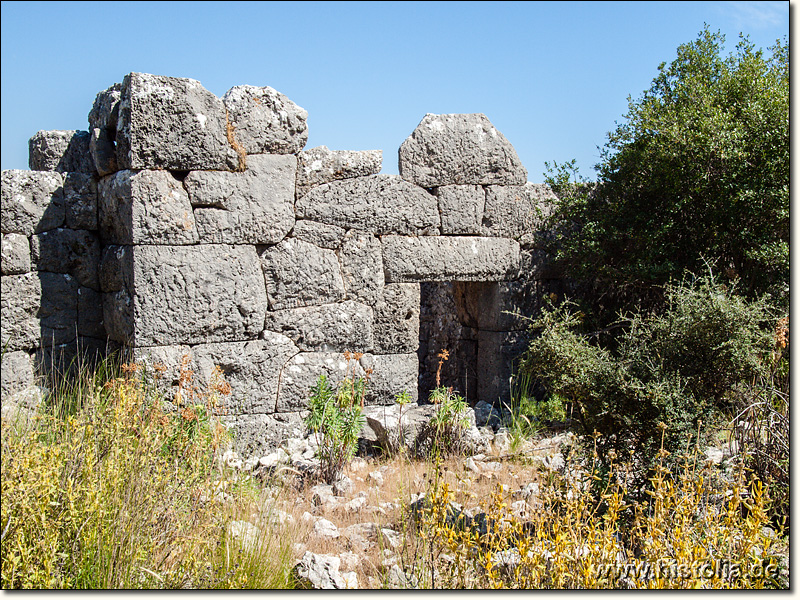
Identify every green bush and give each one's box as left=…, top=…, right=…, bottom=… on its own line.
left=519, top=274, right=775, bottom=486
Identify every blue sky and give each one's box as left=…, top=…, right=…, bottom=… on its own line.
left=0, top=1, right=789, bottom=180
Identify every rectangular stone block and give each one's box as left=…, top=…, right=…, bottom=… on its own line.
left=64, top=172, right=98, bottom=230
left=98, top=169, right=198, bottom=245
left=296, top=146, right=382, bottom=199
left=1, top=170, right=64, bottom=236
left=436, top=185, right=485, bottom=235
left=482, top=183, right=556, bottom=239
left=291, top=220, right=346, bottom=250
left=264, top=300, right=374, bottom=353
left=31, top=228, right=101, bottom=290
left=296, top=174, right=440, bottom=235
left=38, top=272, right=79, bottom=347
left=104, top=244, right=267, bottom=346
left=1, top=272, right=42, bottom=351
left=185, top=154, right=296, bottom=245
left=29, top=130, right=95, bottom=175
left=116, top=72, right=240, bottom=171
left=339, top=230, right=384, bottom=304
left=260, top=238, right=345, bottom=310
left=382, top=236, right=520, bottom=283
left=373, top=283, right=420, bottom=354
left=192, top=334, right=299, bottom=415
left=360, top=353, right=419, bottom=405
left=1, top=233, right=31, bottom=275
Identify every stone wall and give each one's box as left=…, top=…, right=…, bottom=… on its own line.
left=1, top=72, right=566, bottom=455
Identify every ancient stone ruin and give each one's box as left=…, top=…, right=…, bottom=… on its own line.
left=1, top=72, right=566, bottom=455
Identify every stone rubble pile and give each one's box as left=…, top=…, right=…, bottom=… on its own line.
left=2, top=71, right=567, bottom=455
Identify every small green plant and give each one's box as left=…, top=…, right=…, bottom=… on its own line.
left=422, top=350, right=470, bottom=458
left=304, top=352, right=367, bottom=484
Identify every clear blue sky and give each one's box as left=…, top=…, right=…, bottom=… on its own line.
left=0, top=1, right=789, bottom=180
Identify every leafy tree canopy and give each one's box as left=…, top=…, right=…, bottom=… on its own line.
left=545, top=27, right=789, bottom=315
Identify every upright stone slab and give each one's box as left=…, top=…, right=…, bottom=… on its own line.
left=116, top=72, right=240, bottom=171
left=1, top=170, right=64, bottom=236
left=339, top=230, right=384, bottom=305
left=29, top=130, right=95, bottom=175
left=1, top=233, right=31, bottom=275
left=296, top=174, right=440, bottom=235
left=437, top=185, right=485, bottom=235
left=1, top=272, right=42, bottom=352
left=399, top=113, right=527, bottom=187
left=372, top=283, right=420, bottom=354
left=222, top=85, right=308, bottom=155
left=184, top=154, right=296, bottom=245
left=382, top=236, right=520, bottom=282
left=103, top=244, right=267, bottom=346
left=98, top=169, right=198, bottom=245
left=296, top=146, right=382, bottom=198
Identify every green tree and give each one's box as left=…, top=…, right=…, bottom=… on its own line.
left=546, top=27, right=788, bottom=315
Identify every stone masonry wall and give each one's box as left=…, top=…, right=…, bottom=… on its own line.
left=1, top=72, right=565, bottom=455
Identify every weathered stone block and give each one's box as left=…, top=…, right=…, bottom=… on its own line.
left=292, top=220, right=346, bottom=250
left=31, top=228, right=101, bottom=290
left=437, top=185, right=485, bottom=234
left=78, top=286, right=106, bottom=339
left=64, top=173, right=98, bottom=230
left=382, top=236, right=520, bottom=282
left=296, top=174, right=440, bottom=235
left=38, top=272, right=79, bottom=347
left=359, top=353, right=419, bottom=405
left=339, top=230, right=383, bottom=304
left=296, top=146, right=382, bottom=198
left=1, top=272, right=41, bottom=351
left=373, top=283, right=420, bottom=354
left=29, top=130, right=95, bottom=175
left=482, top=183, right=555, bottom=239
left=185, top=154, right=295, bottom=245
left=1, top=170, right=64, bottom=236
left=264, top=300, right=374, bottom=352
left=192, top=334, right=299, bottom=415
left=104, top=244, right=267, bottom=346
left=222, top=85, right=308, bottom=155
left=260, top=238, right=345, bottom=310
left=223, top=411, right=308, bottom=457
left=1, top=233, right=31, bottom=275
left=88, top=83, right=122, bottom=176
left=276, top=352, right=365, bottom=413
left=131, top=344, right=193, bottom=400
left=98, top=169, right=198, bottom=245
left=116, top=72, right=240, bottom=171
left=1, top=350, right=36, bottom=399
left=399, top=113, right=527, bottom=187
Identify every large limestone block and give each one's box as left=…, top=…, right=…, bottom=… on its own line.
left=116, top=72, right=241, bottom=171
left=104, top=244, right=267, bottom=346
left=223, top=411, right=307, bottom=459
left=339, top=230, right=383, bottom=304
left=359, top=353, right=419, bottom=405
left=1, top=170, right=64, bottom=236
left=382, top=236, right=520, bottom=283
left=373, top=283, right=420, bottom=354
left=98, top=169, right=198, bottom=245
left=296, top=146, right=382, bottom=198
left=482, top=183, right=555, bottom=239
left=1, top=272, right=42, bottom=351
left=29, top=130, right=95, bottom=175
left=1, top=350, right=36, bottom=399
left=88, top=83, right=122, bottom=176
left=437, top=185, right=485, bottom=235
left=222, top=85, right=308, bottom=155
left=31, top=228, right=101, bottom=290
left=276, top=352, right=365, bottom=413
left=1, top=233, right=31, bottom=275
left=38, top=272, right=79, bottom=347
left=399, top=114, right=527, bottom=187
left=296, top=174, right=440, bottom=235
left=64, top=173, right=98, bottom=230
left=264, top=300, right=374, bottom=353
left=292, top=220, right=346, bottom=250
left=260, top=238, right=345, bottom=310
left=192, top=334, right=299, bottom=415
left=184, top=154, right=296, bottom=245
